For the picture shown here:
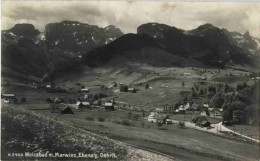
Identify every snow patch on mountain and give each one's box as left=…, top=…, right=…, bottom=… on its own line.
left=55, top=40, right=60, bottom=45
left=252, top=37, right=260, bottom=50
left=8, top=32, right=16, bottom=37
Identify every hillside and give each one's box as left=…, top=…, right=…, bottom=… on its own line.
left=84, top=23, right=259, bottom=69
left=1, top=21, right=123, bottom=80
left=2, top=21, right=260, bottom=81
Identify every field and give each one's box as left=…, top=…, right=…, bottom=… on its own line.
left=1, top=64, right=259, bottom=161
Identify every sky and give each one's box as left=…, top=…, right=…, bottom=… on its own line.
left=2, top=1, right=260, bottom=38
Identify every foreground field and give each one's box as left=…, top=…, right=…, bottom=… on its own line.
left=1, top=105, right=174, bottom=161
left=19, top=103, right=258, bottom=161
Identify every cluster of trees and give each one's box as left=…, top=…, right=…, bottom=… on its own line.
left=127, top=112, right=141, bottom=121
left=190, top=81, right=259, bottom=125
left=120, top=85, right=128, bottom=92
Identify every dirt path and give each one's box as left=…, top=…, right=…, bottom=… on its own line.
left=172, top=120, right=260, bottom=143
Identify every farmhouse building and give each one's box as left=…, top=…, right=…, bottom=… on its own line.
left=193, top=116, right=211, bottom=127
left=104, top=102, right=114, bottom=110
left=61, top=107, right=74, bottom=114
left=2, top=94, right=16, bottom=103
left=128, top=88, right=137, bottom=93
left=155, top=107, right=164, bottom=113
left=81, top=88, right=89, bottom=93
left=200, top=109, right=210, bottom=116
left=2, top=94, right=15, bottom=99
left=178, top=105, right=186, bottom=114
left=147, top=113, right=169, bottom=124
left=82, top=102, right=90, bottom=108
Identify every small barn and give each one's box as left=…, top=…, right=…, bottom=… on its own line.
left=128, top=88, right=137, bottom=93
left=2, top=94, right=16, bottom=103
left=147, top=113, right=169, bottom=124
left=2, top=94, right=15, bottom=100
left=193, top=116, right=210, bottom=127
left=178, top=105, right=186, bottom=114
left=81, top=88, right=89, bottom=93
left=200, top=109, right=210, bottom=116
left=61, top=107, right=74, bottom=114
left=104, top=102, right=114, bottom=110
left=82, top=102, right=90, bottom=108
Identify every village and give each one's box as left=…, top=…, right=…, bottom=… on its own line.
left=2, top=66, right=259, bottom=145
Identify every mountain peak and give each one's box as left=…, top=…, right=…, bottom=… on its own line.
left=197, top=23, right=217, bottom=31
left=9, top=23, right=40, bottom=38
left=244, top=31, right=251, bottom=38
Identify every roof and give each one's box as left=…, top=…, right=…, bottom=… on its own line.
left=2, top=94, right=15, bottom=97
left=46, top=85, right=51, bottom=88
left=82, top=102, right=90, bottom=106
left=81, top=88, right=89, bottom=91
left=194, top=116, right=208, bottom=124
left=105, top=102, right=113, bottom=106
left=153, top=114, right=168, bottom=120
left=201, top=120, right=209, bottom=125
left=203, top=104, right=209, bottom=107
left=128, top=88, right=135, bottom=91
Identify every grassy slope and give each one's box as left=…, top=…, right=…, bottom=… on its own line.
left=1, top=105, right=174, bottom=161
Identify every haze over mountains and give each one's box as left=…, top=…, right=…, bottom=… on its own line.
left=2, top=21, right=260, bottom=81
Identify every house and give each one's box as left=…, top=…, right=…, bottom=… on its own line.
left=165, top=119, right=173, bottom=124
left=201, top=76, right=207, bottom=80
left=84, top=95, right=89, bottom=99
left=184, top=103, right=190, bottom=110
left=147, top=112, right=157, bottom=123
left=200, top=109, right=210, bottom=116
left=155, top=107, right=164, bottom=113
left=46, top=84, right=51, bottom=89
left=2, top=94, right=16, bottom=103
left=61, top=107, right=74, bottom=114
left=82, top=102, right=90, bottom=108
left=2, top=94, right=15, bottom=99
left=128, top=88, right=137, bottom=93
left=178, top=105, right=186, bottom=114
left=104, top=102, right=114, bottom=110
left=192, top=116, right=211, bottom=127
left=76, top=101, right=81, bottom=109
left=184, top=73, right=191, bottom=76
left=81, top=88, right=89, bottom=93
left=203, top=104, right=209, bottom=108
left=148, top=113, right=169, bottom=124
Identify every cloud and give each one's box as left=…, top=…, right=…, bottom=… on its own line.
left=2, top=1, right=260, bottom=38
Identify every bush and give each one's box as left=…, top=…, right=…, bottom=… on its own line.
left=113, top=120, right=121, bottom=124
left=157, top=122, right=163, bottom=129
left=132, top=114, right=140, bottom=121
left=145, top=84, right=149, bottom=90
left=86, top=117, right=94, bottom=121
left=97, top=117, right=105, bottom=122
left=178, top=121, right=186, bottom=129
left=121, top=120, right=131, bottom=126
left=120, top=85, right=128, bottom=92
left=21, top=97, right=27, bottom=103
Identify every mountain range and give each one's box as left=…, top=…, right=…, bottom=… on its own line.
left=2, top=21, right=259, bottom=81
